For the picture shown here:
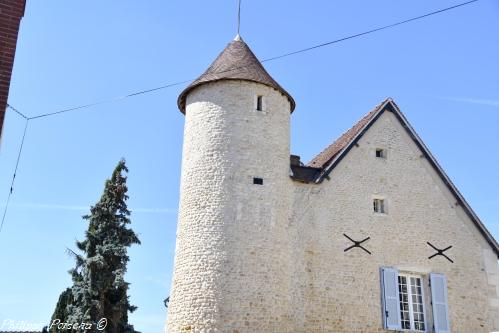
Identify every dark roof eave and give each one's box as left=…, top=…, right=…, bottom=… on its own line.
left=177, top=78, right=295, bottom=114
left=290, top=165, right=322, bottom=183
left=177, top=38, right=295, bottom=114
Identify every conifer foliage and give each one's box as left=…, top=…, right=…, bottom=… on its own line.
left=49, top=160, right=140, bottom=333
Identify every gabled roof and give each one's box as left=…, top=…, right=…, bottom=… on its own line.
left=307, top=99, right=386, bottom=169
left=306, top=98, right=499, bottom=257
left=177, top=36, right=295, bottom=113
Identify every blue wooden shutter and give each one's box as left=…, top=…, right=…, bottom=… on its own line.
left=380, top=267, right=401, bottom=330
left=430, top=273, right=450, bottom=333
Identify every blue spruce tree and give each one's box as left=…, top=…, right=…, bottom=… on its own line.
left=51, top=159, right=140, bottom=333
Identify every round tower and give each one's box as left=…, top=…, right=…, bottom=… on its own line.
left=167, top=36, right=296, bottom=332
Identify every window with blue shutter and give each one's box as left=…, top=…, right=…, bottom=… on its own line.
left=398, top=274, right=426, bottom=331
left=380, top=267, right=402, bottom=330
left=430, top=273, right=450, bottom=333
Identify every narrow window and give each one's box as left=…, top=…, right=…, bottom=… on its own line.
left=376, top=148, right=386, bottom=158
left=253, top=177, right=263, bottom=185
left=256, top=95, right=263, bottom=111
left=398, top=274, right=426, bottom=331
left=373, top=198, right=386, bottom=214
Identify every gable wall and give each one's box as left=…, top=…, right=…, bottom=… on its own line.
left=289, top=110, right=499, bottom=331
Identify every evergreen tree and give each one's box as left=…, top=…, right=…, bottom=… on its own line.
left=48, top=287, right=73, bottom=333
left=50, top=160, right=140, bottom=333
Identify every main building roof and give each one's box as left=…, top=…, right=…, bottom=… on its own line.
left=307, top=100, right=385, bottom=169
left=177, top=36, right=295, bottom=113
left=303, top=98, right=499, bottom=256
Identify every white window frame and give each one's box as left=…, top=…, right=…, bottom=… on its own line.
left=254, top=94, right=266, bottom=112
left=373, top=197, right=387, bottom=214
left=397, top=273, right=427, bottom=332
left=375, top=148, right=387, bottom=158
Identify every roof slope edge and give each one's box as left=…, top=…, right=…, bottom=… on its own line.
left=307, top=98, right=499, bottom=257
left=177, top=38, right=295, bottom=113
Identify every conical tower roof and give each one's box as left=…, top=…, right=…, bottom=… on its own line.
left=178, top=36, right=295, bottom=113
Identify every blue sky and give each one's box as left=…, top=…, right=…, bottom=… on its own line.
left=0, top=1, right=498, bottom=332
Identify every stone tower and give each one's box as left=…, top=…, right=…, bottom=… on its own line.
left=167, top=36, right=296, bottom=332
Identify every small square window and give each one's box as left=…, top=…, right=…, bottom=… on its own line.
left=376, top=148, right=386, bottom=158
left=373, top=198, right=386, bottom=214
left=256, top=95, right=264, bottom=111
left=253, top=177, right=263, bottom=185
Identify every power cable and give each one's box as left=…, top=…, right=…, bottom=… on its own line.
left=28, top=79, right=192, bottom=120
left=6, top=103, right=28, bottom=119
left=0, top=117, right=29, bottom=234
left=0, top=0, right=480, bottom=235
left=23, top=0, right=478, bottom=121
left=261, top=0, right=478, bottom=62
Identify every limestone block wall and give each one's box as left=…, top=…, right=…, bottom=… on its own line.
left=167, top=80, right=294, bottom=333
left=483, top=248, right=499, bottom=328
left=288, top=110, right=499, bottom=332
left=167, top=89, right=498, bottom=332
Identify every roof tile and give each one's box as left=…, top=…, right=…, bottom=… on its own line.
left=178, top=37, right=295, bottom=113
left=307, top=99, right=389, bottom=168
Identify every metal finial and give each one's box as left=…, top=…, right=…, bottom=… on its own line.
left=237, top=0, right=242, bottom=35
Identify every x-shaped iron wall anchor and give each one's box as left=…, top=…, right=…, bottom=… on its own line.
left=163, top=296, right=170, bottom=308
left=343, top=234, right=371, bottom=255
left=427, top=242, right=453, bottom=263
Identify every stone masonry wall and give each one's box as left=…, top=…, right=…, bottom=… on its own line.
left=167, top=80, right=294, bottom=333
left=288, top=109, right=499, bottom=332
left=167, top=87, right=499, bottom=332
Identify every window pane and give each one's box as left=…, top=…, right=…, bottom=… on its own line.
left=415, top=322, right=425, bottom=331
left=373, top=199, right=385, bottom=213
left=398, top=275, right=426, bottom=331
left=398, top=276, right=411, bottom=329
left=409, top=277, right=426, bottom=332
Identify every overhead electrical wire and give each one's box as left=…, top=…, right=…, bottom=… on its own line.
left=0, top=0, right=480, bottom=236
left=261, top=0, right=478, bottom=62
left=6, top=103, right=28, bottom=119
left=23, top=0, right=478, bottom=121
left=0, top=114, right=28, bottom=234
left=27, top=79, right=193, bottom=120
